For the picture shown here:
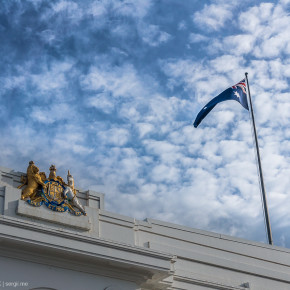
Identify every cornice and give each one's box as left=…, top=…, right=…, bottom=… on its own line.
left=0, top=215, right=175, bottom=288
left=0, top=215, right=173, bottom=268
left=173, top=274, right=249, bottom=290
left=149, top=241, right=290, bottom=284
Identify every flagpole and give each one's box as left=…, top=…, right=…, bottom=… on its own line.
left=245, top=72, right=273, bottom=245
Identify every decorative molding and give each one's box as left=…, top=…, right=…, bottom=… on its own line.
left=0, top=215, right=174, bottom=271
left=99, top=210, right=135, bottom=228
left=146, top=218, right=290, bottom=256
left=149, top=241, right=290, bottom=284
left=174, top=275, right=250, bottom=290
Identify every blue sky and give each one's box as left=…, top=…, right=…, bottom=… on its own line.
left=1, top=0, right=290, bottom=248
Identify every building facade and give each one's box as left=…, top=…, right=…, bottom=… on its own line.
left=0, top=165, right=290, bottom=290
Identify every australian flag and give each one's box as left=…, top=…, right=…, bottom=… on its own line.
left=193, top=79, right=249, bottom=128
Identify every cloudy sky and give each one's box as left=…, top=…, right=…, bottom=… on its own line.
left=1, top=0, right=290, bottom=248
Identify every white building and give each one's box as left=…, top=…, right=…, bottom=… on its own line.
left=0, top=165, right=290, bottom=290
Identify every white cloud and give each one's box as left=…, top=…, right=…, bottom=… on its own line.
left=189, top=33, right=209, bottom=43
left=210, top=55, right=245, bottom=73
left=151, top=164, right=180, bottom=183
left=136, top=123, right=155, bottom=138
left=89, top=0, right=107, bottom=17
left=140, top=24, right=171, bottom=47
left=38, top=29, right=56, bottom=45
left=111, top=24, right=132, bottom=38
left=30, top=103, right=72, bottom=124
left=0, top=74, right=26, bottom=92
left=88, top=94, right=115, bottom=114
left=53, top=125, right=93, bottom=156
left=111, top=0, right=152, bottom=19
left=0, top=60, right=76, bottom=110
left=89, top=0, right=162, bottom=47
left=31, top=60, right=74, bottom=96
left=220, top=34, right=256, bottom=55
left=254, top=30, right=290, bottom=58
left=97, top=128, right=130, bottom=147
left=193, top=4, right=233, bottom=31
left=52, top=1, right=79, bottom=13
left=44, top=0, right=83, bottom=24
left=143, top=140, right=182, bottom=165
left=239, top=3, right=274, bottom=33
left=81, top=63, right=147, bottom=100
left=119, top=105, right=141, bottom=123
left=239, top=2, right=290, bottom=58
left=178, top=20, right=187, bottom=31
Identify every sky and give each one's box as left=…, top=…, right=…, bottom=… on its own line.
left=1, top=0, right=290, bottom=248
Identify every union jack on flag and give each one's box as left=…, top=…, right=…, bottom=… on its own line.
left=193, top=78, right=249, bottom=128
left=232, top=79, right=247, bottom=94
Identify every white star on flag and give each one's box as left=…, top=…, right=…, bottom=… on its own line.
left=234, top=91, right=240, bottom=99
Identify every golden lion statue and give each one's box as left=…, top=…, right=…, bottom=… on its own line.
left=19, top=161, right=47, bottom=200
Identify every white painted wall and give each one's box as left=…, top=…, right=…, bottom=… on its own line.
left=0, top=256, right=137, bottom=290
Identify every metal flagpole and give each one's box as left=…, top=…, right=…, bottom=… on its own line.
left=245, top=72, right=273, bottom=245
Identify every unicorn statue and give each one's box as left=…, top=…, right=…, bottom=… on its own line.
left=63, top=170, right=86, bottom=215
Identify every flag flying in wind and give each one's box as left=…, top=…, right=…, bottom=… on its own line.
left=193, top=79, right=249, bottom=128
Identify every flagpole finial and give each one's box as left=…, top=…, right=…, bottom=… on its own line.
left=245, top=72, right=248, bottom=76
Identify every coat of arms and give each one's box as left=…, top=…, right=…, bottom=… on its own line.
left=18, top=161, right=86, bottom=216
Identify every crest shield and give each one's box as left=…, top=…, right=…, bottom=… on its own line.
left=45, top=180, right=65, bottom=204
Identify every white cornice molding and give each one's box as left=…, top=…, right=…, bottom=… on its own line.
left=144, top=218, right=290, bottom=256
left=0, top=215, right=174, bottom=269
left=149, top=241, right=290, bottom=284
left=173, top=274, right=249, bottom=290
left=0, top=215, right=175, bottom=288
